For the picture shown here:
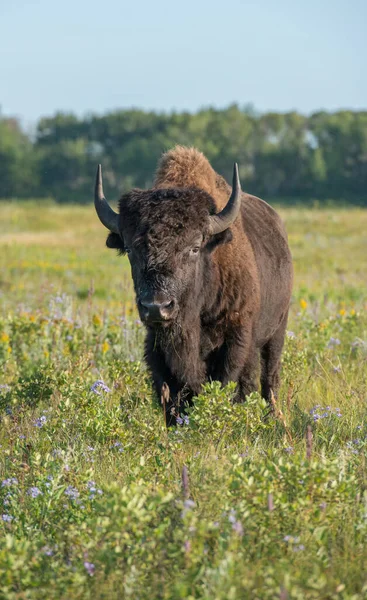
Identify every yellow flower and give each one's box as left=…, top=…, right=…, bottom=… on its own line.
left=7, top=346, right=12, bottom=354
left=339, top=308, right=346, bottom=316
left=300, top=299, right=308, bottom=310
left=1, top=333, right=9, bottom=343
left=350, top=309, right=356, bottom=316
left=102, top=341, right=110, bottom=354
left=92, top=314, right=102, bottom=327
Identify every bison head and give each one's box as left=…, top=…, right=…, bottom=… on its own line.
left=94, top=165, right=241, bottom=326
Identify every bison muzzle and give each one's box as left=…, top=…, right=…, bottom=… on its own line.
left=94, top=146, right=293, bottom=425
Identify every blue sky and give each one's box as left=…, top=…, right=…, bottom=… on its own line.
left=1, top=0, right=366, bottom=124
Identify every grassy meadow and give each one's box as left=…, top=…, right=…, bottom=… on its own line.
left=0, top=201, right=367, bottom=599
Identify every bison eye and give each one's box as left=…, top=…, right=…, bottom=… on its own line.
left=190, top=246, right=200, bottom=256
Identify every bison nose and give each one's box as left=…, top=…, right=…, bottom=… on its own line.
left=139, top=298, right=176, bottom=322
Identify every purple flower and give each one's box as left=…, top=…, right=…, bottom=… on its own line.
left=64, top=486, right=79, bottom=500
left=84, top=561, right=95, bottom=576
left=228, top=510, right=237, bottom=524
left=176, top=416, right=183, bottom=425
left=327, top=337, right=341, bottom=349
left=90, top=380, right=111, bottom=395
left=27, top=487, right=42, bottom=498
left=286, top=331, right=296, bottom=339
left=111, top=441, right=123, bottom=452
left=284, top=446, right=293, bottom=454
left=2, top=514, right=13, bottom=522
left=43, top=546, right=54, bottom=556
left=34, top=415, right=47, bottom=428
left=232, top=520, right=244, bottom=536
left=1, top=478, right=18, bottom=488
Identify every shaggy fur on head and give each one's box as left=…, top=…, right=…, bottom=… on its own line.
left=155, top=146, right=231, bottom=210
left=102, top=146, right=293, bottom=426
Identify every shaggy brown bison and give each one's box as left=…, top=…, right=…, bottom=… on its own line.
left=94, top=146, right=293, bottom=425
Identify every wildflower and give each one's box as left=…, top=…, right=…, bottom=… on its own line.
left=66, top=335, right=73, bottom=341
left=286, top=331, right=296, bottom=339
left=283, top=535, right=300, bottom=543
left=64, top=486, right=79, bottom=500
left=300, top=299, right=308, bottom=310
left=181, top=498, right=195, bottom=518
left=92, top=314, right=102, bottom=327
left=177, top=415, right=189, bottom=426
left=228, top=510, right=237, bottom=524
left=332, top=366, right=341, bottom=373
left=111, top=441, right=123, bottom=452
left=183, top=416, right=189, bottom=425
left=232, top=520, right=244, bottom=536
left=319, top=502, right=327, bottom=510
left=84, top=561, right=95, bottom=576
left=310, top=405, right=341, bottom=421
left=2, top=514, right=13, bottom=522
left=176, top=416, right=183, bottom=425
left=101, top=341, right=109, bottom=354
left=90, top=380, right=111, bottom=395
left=327, top=337, right=341, bottom=349
left=43, top=546, right=54, bottom=556
left=0, top=384, right=10, bottom=393
left=1, top=478, right=18, bottom=488
left=34, top=415, right=47, bottom=428
left=293, top=544, right=305, bottom=552
left=27, top=487, right=42, bottom=498
left=3, top=494, right=11, bottom=506
left=284, top=447, right=293, bottom=454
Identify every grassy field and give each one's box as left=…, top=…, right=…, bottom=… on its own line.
left=0, top=201, right=367, bottom=599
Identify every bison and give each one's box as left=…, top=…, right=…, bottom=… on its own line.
left=94, top=146, right=293, bottom=425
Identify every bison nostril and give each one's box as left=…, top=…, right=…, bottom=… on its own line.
left=138, top=297, right=176, bottom=322
left=163, top=300, right=175, bottom=311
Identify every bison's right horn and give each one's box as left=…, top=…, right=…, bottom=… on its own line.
left=94, top=164, right=120, bottom=234
left=208, top=163, right=241, bottom=235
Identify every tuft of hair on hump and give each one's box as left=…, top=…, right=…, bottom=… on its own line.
left=154, top=146, right=217, bottom=195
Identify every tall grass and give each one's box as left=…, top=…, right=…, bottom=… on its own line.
left=0, top=203, right=366, bottom=599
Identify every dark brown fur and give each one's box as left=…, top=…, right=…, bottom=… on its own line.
left=105, top=146, right=293, bottom=425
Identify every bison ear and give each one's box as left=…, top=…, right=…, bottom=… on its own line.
left=205, top=228, right=233, bottom=253
left=106, top=232, right=125, bottom=254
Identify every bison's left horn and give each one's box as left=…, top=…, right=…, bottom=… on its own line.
left=94, top=164, right=120, bottom=234
left=208, top=163, right=241, bottom=235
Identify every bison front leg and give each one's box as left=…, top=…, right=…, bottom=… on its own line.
left=144, top=330, right=198, bottom=426
left=210, top=329, right=260, bottom=400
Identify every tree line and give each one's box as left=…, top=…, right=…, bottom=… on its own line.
left=0, top=105, right=366, bottom=204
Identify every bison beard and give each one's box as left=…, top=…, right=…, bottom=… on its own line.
left=94, top=146, right=293, bottom=426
